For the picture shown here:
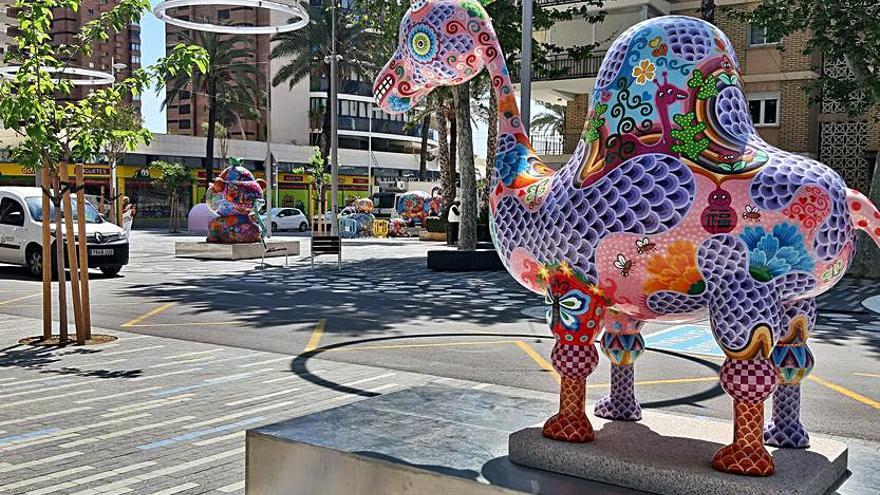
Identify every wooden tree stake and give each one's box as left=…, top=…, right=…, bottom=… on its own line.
left=59, top=162, right=85, bottom=343
left=52, top=172, right=69, bottom=344
left=40, top=166, right=52, bottom=341
left=75, top=164, right=92, bottom=338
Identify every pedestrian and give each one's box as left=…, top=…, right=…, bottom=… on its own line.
left=122, top=196, right=136, bottom=239
left=447, top=200, right=460, bottom=246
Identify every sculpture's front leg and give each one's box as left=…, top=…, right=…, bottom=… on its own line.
left=765, top=299, right=815, bottom=448
left=538, top=263, right=606, bottom=443
left=543, top=342, right=600, bottom=442
left=595, top=312, right=645, bottom=421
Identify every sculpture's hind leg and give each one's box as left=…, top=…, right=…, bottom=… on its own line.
left=595, top=312, right=645, bottom=421
left=765, top=298, right=815, bottom=448
left=699, top=236, right=780, bottom=476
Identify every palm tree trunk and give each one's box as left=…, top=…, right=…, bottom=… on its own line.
left=205, top=77, right=218, bottom=189
left=485, top=88, right=498, bottom=201
left=454, top=83, right=477, bottom=251
left=419, top=116, right=430, bottom=181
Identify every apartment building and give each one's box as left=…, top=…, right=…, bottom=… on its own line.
left=526, top=0, right=878, bottom=192
left=0, top=0, right=16, bottom=57
left=50, top=0, right=142, bottom=109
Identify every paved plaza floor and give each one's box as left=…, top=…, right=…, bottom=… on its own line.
left=0, top=230, right=877, bottom=494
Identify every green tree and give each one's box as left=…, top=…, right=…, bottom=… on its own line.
left=150, top=161, right=191, bottom=233
left=530, top=103, right=566, bottom=137
left=0, top=0, right=206, bottom=344
left=293, top=149, right=332, bottom=227
left=164, top=31, right=262, bottom=189
left=743, top=0, right=880, bottom=276
left=92, top=105, right=148, bottom=224
left=271, top=3, right=379, bottom=165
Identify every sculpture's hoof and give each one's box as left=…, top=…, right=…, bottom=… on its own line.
left=712, top=443, right=774, bottom=476
left=594, top=394, right=642, bottom=421
left=542, top=413, right=594, bottom=442
left=764, top=421, right=810, bottom=448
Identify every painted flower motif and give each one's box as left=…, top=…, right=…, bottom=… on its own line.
left=408, top=24, right=438, bottom=62
left=632, top=59, right=656, bottom=85
left=495, top=133, right=530, bottom=185
left=387, top=95, right=411, bottom=112
left=740, top=222, right=815, bottom=282
left=644, top=240, right=705, bottom=295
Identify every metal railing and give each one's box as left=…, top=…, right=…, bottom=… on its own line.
left=531, top=132, right=584, bottom=156
left=537, top=0, right=592, bottom=5
left=510, top=52, right=604, bottom=82
left=310, top=77, right=374, bottom=97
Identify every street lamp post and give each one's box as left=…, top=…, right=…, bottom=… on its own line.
left=110, top=58, right=127, bottom=225
left=265, top=58, right=273, bottom=239
left=521, top=0, right=533, bottom=137
left=368, top=105, right=373, bottom=197
left=329, top=0, right=339, bottom=236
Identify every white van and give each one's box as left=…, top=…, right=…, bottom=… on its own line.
left=0, top=187, right=130, bottom=278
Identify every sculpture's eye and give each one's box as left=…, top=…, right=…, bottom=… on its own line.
left=409, top=24, right=438, bottom=62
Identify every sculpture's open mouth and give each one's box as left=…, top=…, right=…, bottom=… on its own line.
left=375, top=74, right=394, bottom=104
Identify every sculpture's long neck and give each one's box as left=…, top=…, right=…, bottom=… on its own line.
left=478, top=27, right=544, bottom=191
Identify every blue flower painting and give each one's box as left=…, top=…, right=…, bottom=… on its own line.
left=740, top=222, right=814, bottom=282
left=495, top=133, right=530, bottom=186
left=388, top=95, right=411, bottom=112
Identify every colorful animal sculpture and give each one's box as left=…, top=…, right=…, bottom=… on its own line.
left=396, top=190, right=443, bottom=226
left=205, top=161, right=266, bottom=244
left=374, top=1, right=880, bottom=477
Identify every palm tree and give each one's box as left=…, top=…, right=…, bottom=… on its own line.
left=530, top=103, right=566, bottom=137
left=271, top=3, right=378, bottom=165
left=163, top=31, right=262, bottom=188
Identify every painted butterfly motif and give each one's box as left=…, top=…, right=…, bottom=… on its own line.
left=688, top=69, right=719, bottom=99
left=718, top=73, right=739, bottom=86
left=545, top=289, right=592, bottom=332
left=649, top=36, right=668, bottom=57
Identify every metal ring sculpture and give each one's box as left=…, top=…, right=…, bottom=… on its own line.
left=153, top=0, right=309, bottom=35
left=0, top=66, right=114, bottom=86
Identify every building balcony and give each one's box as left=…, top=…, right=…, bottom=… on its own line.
left=310, top=77, right=373, bottom=98
left=532, top=132, right=583, bottom=156
left=510, top=52, right=604, bottom=83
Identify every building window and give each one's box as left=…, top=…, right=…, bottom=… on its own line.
left=748, top=93, right=779, bottom=126
left=178, top=120, right=191, bottom=130
left=132, top=93, right=141, bottom=102
left=748, top=25, right=779, bottom=46
left=130, top=43, right=140, bottom=52
left=179, top=104, right=191, bottom=115
left=132, top=56, right=141, bottom=64
left=218, top=9, right=230, bottom=20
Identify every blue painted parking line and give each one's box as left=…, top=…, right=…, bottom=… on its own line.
left=137, top=416, right=266, bottom=450
left=645, top=324, right=724, bottom=358
left=0, top=427, right=60, bottom=445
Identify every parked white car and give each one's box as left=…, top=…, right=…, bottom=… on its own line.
left=0, top=187, right=130, bottom=277
left=262, top=207, right=309, bottom=232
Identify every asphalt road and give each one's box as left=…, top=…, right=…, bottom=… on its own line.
left=0, top=229, right=878, bottom=443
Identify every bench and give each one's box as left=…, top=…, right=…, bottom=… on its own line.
left=311, top=235, right=341, bottom=269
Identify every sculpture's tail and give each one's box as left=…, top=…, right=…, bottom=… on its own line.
left=846, top=188, right=880, bottom=248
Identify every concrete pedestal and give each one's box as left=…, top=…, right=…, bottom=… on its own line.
left=174, top=240, right=300, bottom=260
left=509, top=410, right=848, bottom=495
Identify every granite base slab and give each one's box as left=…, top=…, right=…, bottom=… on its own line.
left=246, top=385, right=648, bottom=495
left=509, top=409, right=848, bottom=495
left=174, top=240, right=300, bottom=260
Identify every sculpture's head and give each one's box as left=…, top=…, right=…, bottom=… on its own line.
left=373, top=0, right=495, bottom=114
left=206, top=163, right=265, bottom=216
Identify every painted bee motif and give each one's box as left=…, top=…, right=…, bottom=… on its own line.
left=742, top=205, right=761, bottom=222
left=613, top=254, right=635, bottom=277
left=635, top=237, right=657, bottom=255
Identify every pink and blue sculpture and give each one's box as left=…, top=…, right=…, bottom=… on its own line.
left=205, top=161, right=266, bottom=244
left=374, top=0, right=880, bottom=477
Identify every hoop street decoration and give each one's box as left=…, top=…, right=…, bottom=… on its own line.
left=0, top=66, right=114, bottom=86
left=153, top=0, right=309, bottom=35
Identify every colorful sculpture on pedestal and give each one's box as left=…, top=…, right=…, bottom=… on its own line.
left=396, top=190, right=443, bottom=226
left=205, top=160, right=266, bottom=244
left=375, top=0, right=880, bottom=477
left=341, top=198, right=377, bottom=237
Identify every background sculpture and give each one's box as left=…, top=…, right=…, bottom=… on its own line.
left=375, top=0, right=880, bottom=477
left=396, top=190, right=443, bottom=226
left=205, top=159, right=266, bottom=244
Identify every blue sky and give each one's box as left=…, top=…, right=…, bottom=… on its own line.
left=141, top=1, right=166, bottom=133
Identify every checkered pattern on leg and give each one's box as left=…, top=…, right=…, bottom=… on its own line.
left=719, top=358, right=777, bottom=402
left=551, top=343, right=599, bottom=380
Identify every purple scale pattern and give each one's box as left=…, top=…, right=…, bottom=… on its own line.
left=698, top=235, right=782, bottom=353
left=595, top=27, right=637, bottom=88
left=493, top=154, right=695, bottom=282
left=765, top=384, right=810, bottom=448
left=713, top=87, right=754, bottom=146
left=594, top=365, right=642, bottom=421
left=423, top=3, right=454, bottom=27
left=659, top=17, right=714, bottom=62
left=647, top=290, right=707, bottom=315
left=750, top=151, right=852, bottom=260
